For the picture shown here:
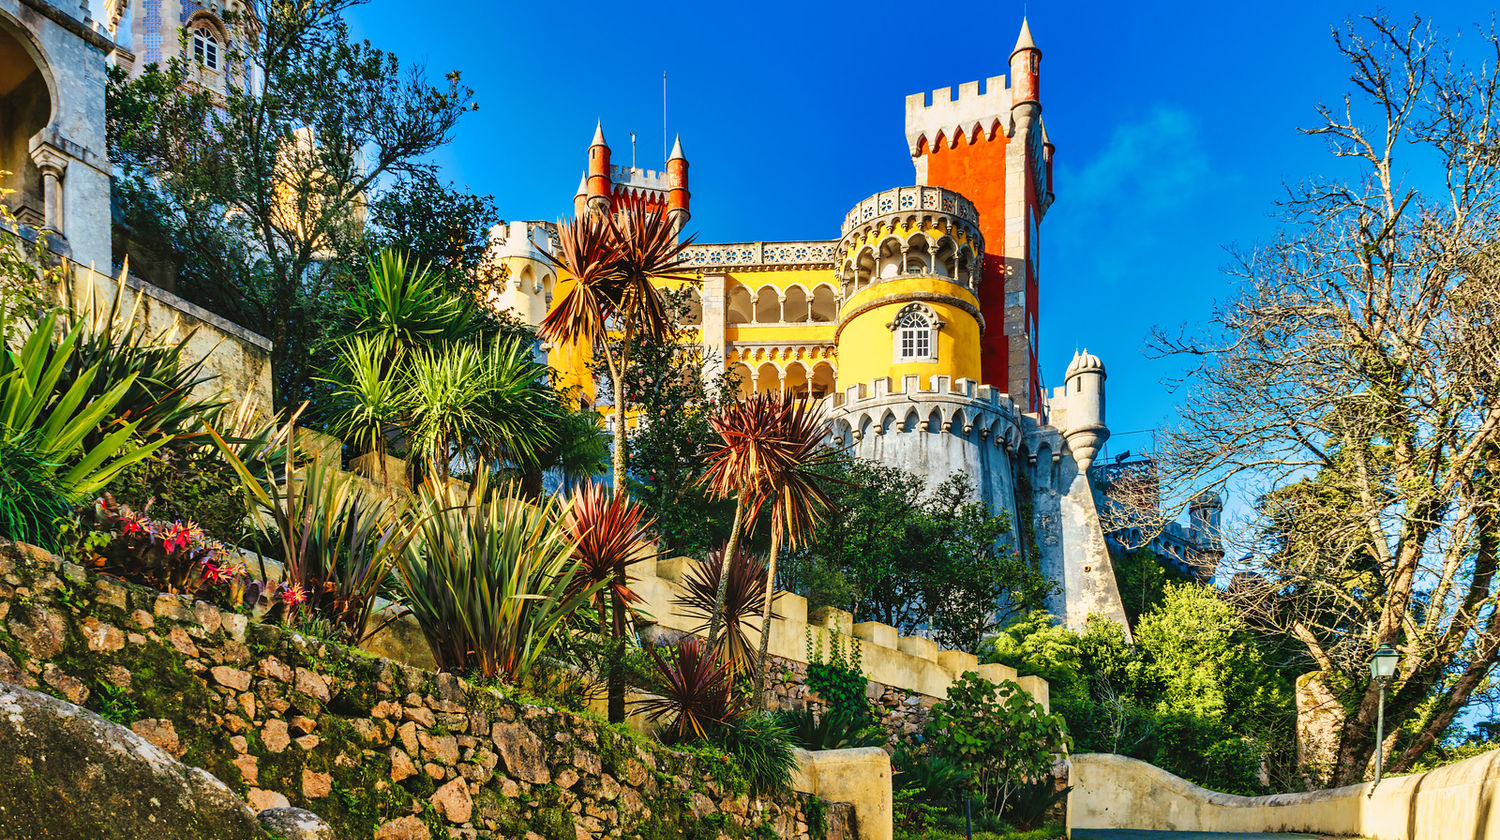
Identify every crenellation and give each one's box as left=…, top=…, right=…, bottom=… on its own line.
left=904, top=74, right=1014, bottom=157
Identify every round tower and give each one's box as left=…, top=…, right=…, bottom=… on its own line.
left=1062, top=349, right=1108, bottom=471
left=573, top=173, right=588, bottom=219
left=833, top=185, right=986, bottom=388
left=585, top=122, right=612, bottom=217
left=666, top=134, right=690, bottom=232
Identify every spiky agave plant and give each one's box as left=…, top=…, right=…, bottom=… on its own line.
left=206, top=416, right=408, bottom=642
left=0, top=309, right=171, bottom=550
left=397, top=475, right=603, bottom=682
left=562, top=481, right=658, bottom=722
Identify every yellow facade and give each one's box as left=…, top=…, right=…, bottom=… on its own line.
left=835, top=276, right=982, bottom=387
left=483, top=185, right=989, bottom=415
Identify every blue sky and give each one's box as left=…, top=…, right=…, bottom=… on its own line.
left=339, top=1, right=1479, bottom=459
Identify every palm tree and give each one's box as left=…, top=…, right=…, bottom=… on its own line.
left=540, top=204, right=694, bottom=494
left=563, top=480, right=658, bottom=723
left=750, top=398, right=835, bottom=707
left=697, top=393, right=835, bottom=699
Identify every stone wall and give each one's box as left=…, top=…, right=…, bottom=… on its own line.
left=1069, top=751, right=1500, bottom=840
left=0, top=541, right=857, bottom=840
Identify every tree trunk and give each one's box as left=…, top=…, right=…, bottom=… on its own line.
left=753, top=526, right=781, bottom=710
left=612, top=372, right=627, bottom=496
left=608, top=567, right=628, bottom=724
left=704, top=498, right=745, bottom=654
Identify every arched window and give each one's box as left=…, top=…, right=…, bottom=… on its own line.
left=889, top=303, right=942, bottom=362
left=193, top=27, right=220, bottom=70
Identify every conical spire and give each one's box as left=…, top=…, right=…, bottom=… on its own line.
left=591, top=120, right=607, bottom=148
left=1013, top=17, right=1036, bottom=53
left=574, top=173, right=588, bottom=197
left=668, top=134, right=685, bottom=161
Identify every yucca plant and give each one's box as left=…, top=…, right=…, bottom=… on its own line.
left=397, top=476, right=603, bottom=682
left=206, top=419, right=407, bottom=642
left=60, top=270, right=228, bottom=447
left=540, top=204, right=695, bottom=494
left=678, top=545, right=774, bottom=682
left=345, top=249, right=477, bottom=347
left=0, top=309, right=171, bottom=550
left=323, top=333, right=410, bottom=480
left=716, top=711, right=799, bottom=796
left=562, top=481, right=658, bottom=722
left=698, top=393, right=836, bottom=665
left=636, top=637, right=735, bottom=742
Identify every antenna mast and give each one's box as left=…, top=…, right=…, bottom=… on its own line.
left=662, top=72, right=668, bottom=165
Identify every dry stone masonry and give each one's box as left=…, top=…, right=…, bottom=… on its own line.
left=0, top=541, right=855, bottom=840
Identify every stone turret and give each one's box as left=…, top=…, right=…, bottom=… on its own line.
left=666, top=134, right=690, bottom=232
left=1062, top=349, right=1108, bottom=471
left=585, top=122, right=612, bottom=217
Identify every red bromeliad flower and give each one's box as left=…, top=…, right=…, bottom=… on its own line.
left=119, top=514, right=146, bottom=538
left=161, top=522, right=199, bottom=553
left=280, top=583, right=308, bottom=606
left=201, top=562, right=234, bottom=584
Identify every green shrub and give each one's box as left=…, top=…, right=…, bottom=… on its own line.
left=923, top=673, right=1069, bottom=817
left=713, top=712, right=797, bottom=796
left=775, top=706, right=885, bottom=751
left=805, top=628, right=872, bottom=723
left=104, top=451, right=244, bottom=541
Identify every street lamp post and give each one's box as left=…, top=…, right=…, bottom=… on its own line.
left=1371, top=643, right=1399, bottom=784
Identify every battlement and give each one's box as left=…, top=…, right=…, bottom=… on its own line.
left=824, top=374, right=1027, bottom=449
left=611, top=165, right=669, bottom=193
left=904, top=75, right=1014, bottom=157
left=487, top=220, right=557, bottom=258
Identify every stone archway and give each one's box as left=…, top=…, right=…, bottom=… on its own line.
left=0, top=18, right=53, bottom=228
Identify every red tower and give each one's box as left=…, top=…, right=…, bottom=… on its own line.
left=666, top=134, right=690, bottom=231
left=903, top=19, right=1054, bottom=411
left=586, top=121, right=612, bottom=216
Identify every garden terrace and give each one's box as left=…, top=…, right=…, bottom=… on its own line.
left=0, top=540, right=858, bottom=840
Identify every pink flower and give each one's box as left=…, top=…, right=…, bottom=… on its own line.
left=280, top=583, right=308, bottom=606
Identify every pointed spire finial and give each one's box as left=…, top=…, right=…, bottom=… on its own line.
left=575, top=173, right=588, bottom=197
left=1014, top=17, right=1036, bottom=53
left=668, top=134, right=685, bottom=161
left=591, top=120, right=607, bottom=148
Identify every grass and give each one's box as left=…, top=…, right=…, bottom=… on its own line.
left=896, top=825, right=1064, bottom=840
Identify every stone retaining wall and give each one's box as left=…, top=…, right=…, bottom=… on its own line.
left=0, top=541, right=856, bottom=840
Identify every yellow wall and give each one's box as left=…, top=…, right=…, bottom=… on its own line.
left=836, top=277, right=981, bottom=387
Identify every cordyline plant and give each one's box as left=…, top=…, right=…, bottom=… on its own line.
left=397, top=475, right=603, bottom=682
left=539, top=204, right=695, bottom=495
left=636, top=636, right=735, bottom=743
left=678, top=545, right=774, bottom=683
left=563, top=480, right=658, bottom=723
left=206, top=418, right=409, bottom=643
left=697, top=392, right=836, bottom=695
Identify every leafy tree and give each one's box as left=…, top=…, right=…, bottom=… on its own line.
left=924, top=673, right=1069, bottom=817
left=1111, top=547, right=1189, bottom=629
left=365, top=172, right=504, bottom=304
left=780, top=456, right=1052, bottom=652
left=107, top=0, right=478, bottom=408
left=1148, top=16, right=1500, bottom=783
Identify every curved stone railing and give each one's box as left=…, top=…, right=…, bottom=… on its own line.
left=1069, top=751, right=1500, bottom=840
left=840, top=185, right=978, bottom=236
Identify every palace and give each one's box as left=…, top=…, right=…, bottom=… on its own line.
left=486, top=21, right=1138, bottom=631
left=0, top=0, right=1218, bottom=631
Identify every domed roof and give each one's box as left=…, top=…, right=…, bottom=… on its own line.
left=1066, top=349, right=1105, bottom=378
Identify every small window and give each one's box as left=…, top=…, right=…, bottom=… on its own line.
left=193, top=28, right=219, bottom=70
left=894, top=306, right=932, bottom=360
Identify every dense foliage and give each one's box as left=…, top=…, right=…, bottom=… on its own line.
left=781, top=456, right=1054, bottom=652
left=988, top=585, right=1296, bottom=794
